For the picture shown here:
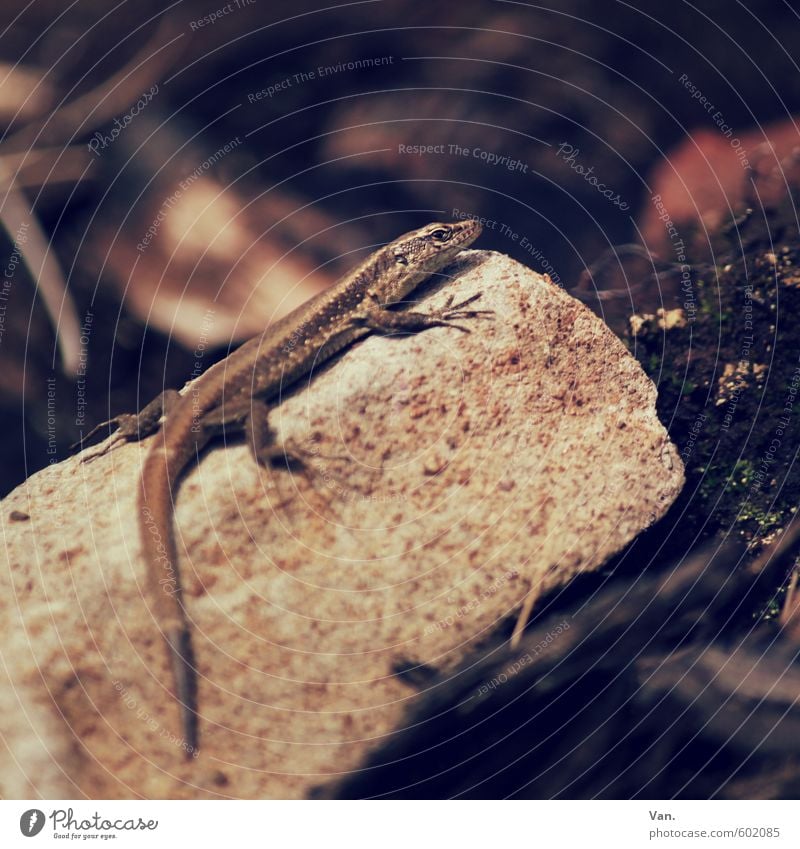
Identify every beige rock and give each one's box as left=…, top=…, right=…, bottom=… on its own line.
left=0, top=251, right=683, bottom=798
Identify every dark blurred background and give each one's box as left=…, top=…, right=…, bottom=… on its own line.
left=1, top=0, right=799, bottom=493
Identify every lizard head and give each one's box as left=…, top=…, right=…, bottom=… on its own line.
left=385, top=219, right=483, bottom=300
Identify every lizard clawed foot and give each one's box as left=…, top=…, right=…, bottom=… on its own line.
left=72, top=420, right=137, bottom=463
left=263, top=436, right=347, bottom=472
left=302, top=437, right=392, bottom=502
left=77, top=433, right=130, bottom=463
left=261, top=437, right=352, bottom=514
left=425, top=292, right=494, bottom=333
left=347, top=291, right=493, bottom=335
left=300, top=449, right=354, bottom=508
left=70, top=417, right=126, bottom=452
left=73, top=391, right=178, bottom=460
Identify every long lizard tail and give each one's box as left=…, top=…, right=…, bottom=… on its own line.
left=138, top=430, right=202, bottom=758
left=164, top=624, right=199, bottom=757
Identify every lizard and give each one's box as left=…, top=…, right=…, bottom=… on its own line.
left=77, top=219, right=486, bottom=756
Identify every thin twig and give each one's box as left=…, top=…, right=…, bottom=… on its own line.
left=0, top=162, right=82, bottom=374
left=2, top=15, right=184, bottom=153
left=0, top=15, right=185, bottom=375
left=0, top=145, right=96, bottom=189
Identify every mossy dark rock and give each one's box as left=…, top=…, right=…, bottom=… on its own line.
left=628, top=210, right=800, bottom=617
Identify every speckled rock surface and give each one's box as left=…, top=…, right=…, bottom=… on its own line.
left=0, top=251, right=683, bottom=799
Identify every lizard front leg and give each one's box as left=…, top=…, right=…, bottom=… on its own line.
left=350, top=291, right=493, bottom=334
left=73, top=389, right=182, bottom=459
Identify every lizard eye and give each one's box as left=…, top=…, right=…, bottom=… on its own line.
left=429, top=228, right=452, bottom=242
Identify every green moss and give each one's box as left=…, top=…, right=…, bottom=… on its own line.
left=628, top=231, right=800, bottom=606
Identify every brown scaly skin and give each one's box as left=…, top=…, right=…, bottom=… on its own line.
left=78, top=220, right=486, bottom=755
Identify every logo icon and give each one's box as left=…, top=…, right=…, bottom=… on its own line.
left=19, top=809, right=45, bottom=837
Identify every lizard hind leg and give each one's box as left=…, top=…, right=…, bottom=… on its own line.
left=244, top=402, right=356, bottom=513
left=200, top=399, right=353, bottom=515
left=74, top=389, right=181, bottom=461
left=198, top=398, right=333, bottom=509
